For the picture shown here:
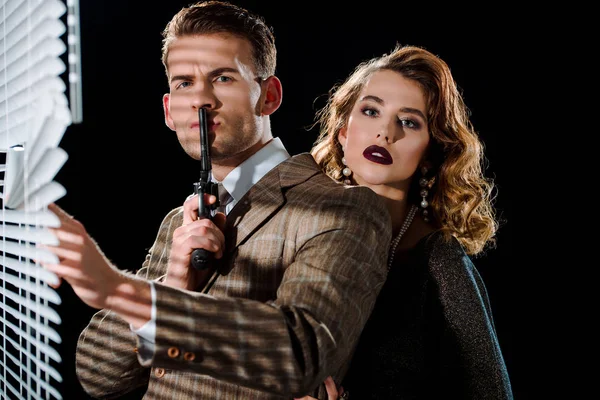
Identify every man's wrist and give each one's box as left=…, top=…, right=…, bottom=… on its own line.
left=106, top=272, right=153, bottom=329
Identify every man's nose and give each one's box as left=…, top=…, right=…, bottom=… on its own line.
left=191, top=83, right=217, bottom=110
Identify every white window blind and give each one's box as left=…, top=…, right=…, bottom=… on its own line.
left=0, top=0, right=81, bottom=399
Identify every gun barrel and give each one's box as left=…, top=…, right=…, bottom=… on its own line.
left=199, top=107, right=211, bottom=173
left=192, top=107, right=214, bottom=270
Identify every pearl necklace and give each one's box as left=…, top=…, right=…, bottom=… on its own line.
left=388, top=204, right=418, bottom=270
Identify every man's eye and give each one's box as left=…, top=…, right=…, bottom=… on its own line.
left=215, top=76, right=232, bottom=83
left=176, top=81, right=192, bottom=89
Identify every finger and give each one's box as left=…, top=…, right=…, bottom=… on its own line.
left=185, top=193, right=218, bottom=205
left=324, top=376, right=339, bottom=400
left=206, top=193, right=217, bottom=205
left=47, top=203, right=74, bottom=221
left=52, top=228, right=85, bottom=246
left=36, top=232, right=82, bottom=263
left=47, top=275, right=63, bottom=289
left=189, top=218, right=225, bottom=244
left=174, top=218, right=223, bottom=238
left=195, top=219, right=225, bottom=258
left=213, top=211, right=227, bottom=232
left=173, top=224, right=224, bottom=259
left=42, top=229, right=85, bottom=261
left=182, top=194, right=218, bottom=225
left=42, top=261, right=83, bottom=283
left=184, top=235, right=223, bottom=258
left=47, top=204, right=85, bottom=234
left=183, top=195, right=199, bottom=225
left=40, top=244, right=82, bottom=264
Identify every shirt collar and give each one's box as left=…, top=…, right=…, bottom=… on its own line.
left=217, top=137, right=290, bottom=211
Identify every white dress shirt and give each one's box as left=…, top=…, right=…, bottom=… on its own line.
left=132, top=138, right=290, bottom=352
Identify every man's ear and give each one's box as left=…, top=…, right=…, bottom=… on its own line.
left=163, top=93, right=175, bottom=131
left=259, top=76, right=282, bottom=116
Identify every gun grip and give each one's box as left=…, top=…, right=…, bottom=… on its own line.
left=191, top=249, right=211, bottom=270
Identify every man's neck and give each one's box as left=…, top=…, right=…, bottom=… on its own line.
left=211, top=138, right=274, bottom=182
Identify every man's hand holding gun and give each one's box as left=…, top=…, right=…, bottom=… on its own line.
left=164, top=107, right=226, bottom=292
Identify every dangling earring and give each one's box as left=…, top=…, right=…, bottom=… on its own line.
left=341, top=147, right=352, bottom=185
left=419, top=166, right=434, bottom=222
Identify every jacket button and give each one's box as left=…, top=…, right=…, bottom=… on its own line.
left=183, top=352, right=196, bottom=361
left=167, top=347, right=180, bottom=358
left=154, top=368, right=165, bottom=378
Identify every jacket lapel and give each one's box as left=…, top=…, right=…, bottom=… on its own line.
left=224, top=153, right=321, bottom=251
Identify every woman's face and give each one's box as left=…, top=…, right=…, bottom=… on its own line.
left=339, top=69, right=430, bottom=193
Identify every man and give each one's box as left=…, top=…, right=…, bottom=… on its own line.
left=44, top=1, right=391, bottom=399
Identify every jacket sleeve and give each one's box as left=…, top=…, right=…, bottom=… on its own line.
left=75, top=307, right=150, bottom=399
left=428, top=234, right=513, bottom=399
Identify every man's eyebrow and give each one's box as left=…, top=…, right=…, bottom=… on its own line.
left=170, top=67, right=241, bottom=84
left=209, top=67, right=241, bottom=77
left=360, top=95, right=427, bottom=120
left=170, top=74, right=193, bottom=83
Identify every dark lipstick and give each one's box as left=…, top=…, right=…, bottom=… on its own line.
left=362, top=145, right=393, bottom=165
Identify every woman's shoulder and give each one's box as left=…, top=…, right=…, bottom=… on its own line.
left=418, top=230, right=465, bottom=255
left=414, top=230, right=476, bottom=276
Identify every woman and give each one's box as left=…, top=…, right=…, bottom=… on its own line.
left=298, top=44, right=513, bottom=399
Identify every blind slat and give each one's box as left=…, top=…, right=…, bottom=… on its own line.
left=0, top=55, right=65, bottom=93
left=0, top=306, right=62, bottom=345
left=0, top=0, right=64, bottom=42
left=1, top=273, right=61, bottom=321
left=0, top=273, right=61, bottom=305
left=0, top=209, right=60, bottom=226
left=0, top=22, right=65, bottom=74
left=0, top=75, right=65, bottom=119
left=0, top=225, right=57, bottom=244
left=0, top=240, right=59, bottom=264
left=4, top=180, right=66, bottom=211
left=1, top=335, right=63, bottom=384
left=4, top=147, right=68, bottom=208
left=0, top=2, right=77, bottom=398
left=0, top=96, right=69, bottom=151
left=0, top=343, right=62, bottom=395
left=0, top=254, right=60, bottom=288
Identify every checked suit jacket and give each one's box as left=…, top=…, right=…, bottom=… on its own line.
left=76, top=153, right=391, bottom=399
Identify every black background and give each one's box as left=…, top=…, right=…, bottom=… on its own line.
left=49, top=1, right=533, bottom=399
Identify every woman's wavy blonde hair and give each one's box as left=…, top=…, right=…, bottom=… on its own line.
left=311, top=44, right=498, bottom=255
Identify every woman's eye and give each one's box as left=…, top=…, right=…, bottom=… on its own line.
left=362, top=107, right=378, bottom=117
left=398, top=118, right=421, bottom=130
left=398, top=118, right=417, bottom=129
